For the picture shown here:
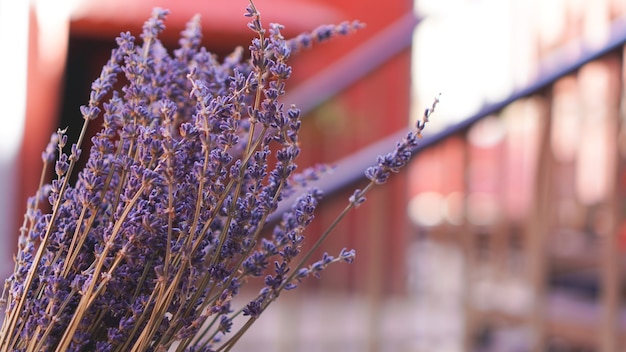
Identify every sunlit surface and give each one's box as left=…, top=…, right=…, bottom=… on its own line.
left=412, top=0, right=522, bottom=132
left=34, top=0, right=76, bottom=70
left=0, top=0, right=29, bottom=278
left=0, top=0, right=28, bottom=161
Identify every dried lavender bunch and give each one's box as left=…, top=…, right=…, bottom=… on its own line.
left=0, top=2, right=436, bottom=351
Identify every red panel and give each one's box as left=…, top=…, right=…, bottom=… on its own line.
left=70, top=0, right=346, bottom=45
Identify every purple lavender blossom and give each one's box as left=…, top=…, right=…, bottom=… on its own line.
left=0, top=2, right=435, bottom=351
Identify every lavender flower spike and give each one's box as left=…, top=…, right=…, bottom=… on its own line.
left=0, top=2, right=439, bottom=352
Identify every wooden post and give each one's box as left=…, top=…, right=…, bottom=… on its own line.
left=526, top=95, right=553, bottom=352
left=598, top=53, right=623, bottom=352
left=461, top=136, right=478, bottom=352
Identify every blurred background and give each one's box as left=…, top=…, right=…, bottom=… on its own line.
left=1, top=0, right=625, bottom=351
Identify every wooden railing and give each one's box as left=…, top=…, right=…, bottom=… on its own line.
left=276, top=15, right=626, bottom=352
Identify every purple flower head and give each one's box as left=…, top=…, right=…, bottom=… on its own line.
left=0, top=3, right=375, bottom=352
left=288, top=20, right=364, bottom=54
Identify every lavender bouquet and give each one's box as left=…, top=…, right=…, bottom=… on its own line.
left=0, top=2, right=437, bottom=351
